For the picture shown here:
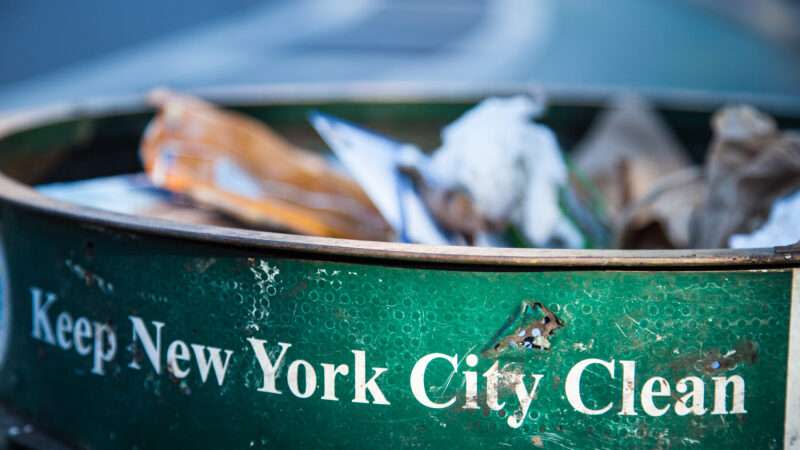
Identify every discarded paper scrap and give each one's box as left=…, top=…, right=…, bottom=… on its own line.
left=38, top=174, right=238, bottom=227
left=140, top=90, right=391, bottom=241
left=573, top=96, right=700, bottom=249
left=691, top=105, right=800, bottom=248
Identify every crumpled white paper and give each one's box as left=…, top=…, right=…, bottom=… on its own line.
left=428, top=95, right=583, bottom=248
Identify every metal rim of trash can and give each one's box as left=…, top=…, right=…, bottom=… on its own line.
left=0, top=84, right=798, bottom=269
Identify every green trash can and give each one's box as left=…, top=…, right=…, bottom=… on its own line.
left=0, top=86, right=798, bottom=449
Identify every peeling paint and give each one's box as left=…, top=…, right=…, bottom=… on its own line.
left=572, top=339, right=595, bottom=352
left=65, top=259, right=114, bottom=294
left=247, top=260, right=281, bottom=327
left=483, top=301, right=564, bottom=356
left=251, top=260, right=280, bottom=289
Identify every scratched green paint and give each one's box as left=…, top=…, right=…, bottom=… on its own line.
left=0, top=207, right=792, bottom=450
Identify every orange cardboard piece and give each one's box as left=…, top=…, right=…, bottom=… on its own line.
left=140, top=90, right=391, bottom=240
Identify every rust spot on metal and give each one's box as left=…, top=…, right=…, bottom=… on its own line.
left=84, top=240, right=95, bottom=260
left=669, top=340, right=758, bottom=375
left=482, top=301, right=564, bottom=357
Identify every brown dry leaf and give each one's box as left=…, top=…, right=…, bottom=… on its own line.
left=573, top=96, right=698, bottom=248
left=140, top=89, right=391, bottom=240
left=690, top=105, right=800, bottom=248
left=617, top=168, right=703, bottom=249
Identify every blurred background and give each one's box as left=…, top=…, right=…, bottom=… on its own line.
left=1, top=0, right=799, bottom=112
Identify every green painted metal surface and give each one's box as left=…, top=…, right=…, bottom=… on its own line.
left=0, top=207, right=794, bottom=449
left=0, top=92, right=798, bottom=449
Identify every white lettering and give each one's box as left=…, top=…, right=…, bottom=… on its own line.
left=565, top=358, right=615, bottom=415
left=287, top=359, right=317, bottom=398
left=30, top=288, right=56, bottom=344
left=191, top=344, right=233, bottom=386
left=410, top=353, right=457, bottom=409
left=352, top=350, right=389, bottom=405
left=128, top=316, right=164, bottom=373
left=73, top=317, right=92, bottom=356
left=675, top=376, right=707, bottom=416
left=321, top=363, right=349, bottom=401
left=507, top=373, right=544, bottom=429
left=712, top=375, right=746, bottom=414
left=619, top=360, right=637, bottom=416
left=166, top=340, right=191, bottom=379
left=483, top=361, right=506, bottom=411
left=91, top=322, right=116, bottom=375
left=55, top=312, right=73, bottom=350
left=248, top=339, right=291, bottom=394
left=641, top=376, right=671, bottom=416
left=463, top=354, right=479, bottom=410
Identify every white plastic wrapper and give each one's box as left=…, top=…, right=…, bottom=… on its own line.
left=37, top=174, right=239, bottom=227
left=729, top=189, right=800, bottom=248
left=309, top=112, right=451, bottom=245
left=427, top=96, right=584, bottom=248
left=38, top=174, right=168, bottom=214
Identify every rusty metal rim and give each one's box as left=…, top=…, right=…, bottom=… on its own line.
left=0, top=83, right=798, bottom=269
